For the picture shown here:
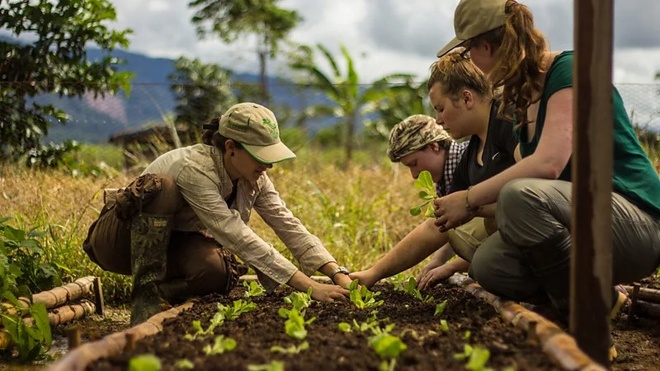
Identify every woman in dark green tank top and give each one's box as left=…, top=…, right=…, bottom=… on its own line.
left=434, top=0, right=660, bottom=354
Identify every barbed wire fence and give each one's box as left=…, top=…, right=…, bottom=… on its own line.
left=20, top=81, right=660, bottom=146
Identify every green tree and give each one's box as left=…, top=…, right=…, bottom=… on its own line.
left=289, top=44, right=414, bottom=163
left=363, top=78, right=432, bottom=140
left=189, top=0, right=301, bottom=106
left=169, top=57, right=237, bottom=136
left=0, top=0, right=133, bottom=161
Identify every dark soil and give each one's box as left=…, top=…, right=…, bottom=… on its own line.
left=47, top=276, right=660, bottom=371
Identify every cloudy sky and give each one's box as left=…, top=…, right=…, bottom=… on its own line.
left=107, top=0, right=660, bottom=85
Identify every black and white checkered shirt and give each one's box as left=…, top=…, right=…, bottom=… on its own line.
left=436, top=141, right=469, bottom=197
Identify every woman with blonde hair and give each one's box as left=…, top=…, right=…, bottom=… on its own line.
left=434, top=0, right=660, bottom=345
left=350, top=50, right=517, bottom=289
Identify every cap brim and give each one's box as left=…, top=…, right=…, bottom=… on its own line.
left=243, top=142, right=296, bottom=164
left=436, top=37, right=464, bottom=58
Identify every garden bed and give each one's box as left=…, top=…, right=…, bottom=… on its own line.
left=88, top=282, right=561, bottom=371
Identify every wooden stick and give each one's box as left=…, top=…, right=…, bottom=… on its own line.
left=47, top=301, right=195, bottom=371
left=93, top=277, right=105, bottom=316
left=448, top=274, right=606, bottom=371
left=67, top=325, right=81, bottom=350
left=12, top=276, right=97, bottom=311
left=627, top=283, right=641, bottom=320
left=622, top=284, right=660, bottom=304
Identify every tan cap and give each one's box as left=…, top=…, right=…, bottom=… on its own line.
left=436, top=0, right=507, bottom=58
left=218, top=102, right=296, bottom=164
left=387, top=115, right=452, bottom=162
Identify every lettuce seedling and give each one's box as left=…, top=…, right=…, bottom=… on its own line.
left=203, top=335, right=237, bottom=356
left=271, top=341, right=309, bottom=354
left=217, top=299, right=257, bottom=321
left=440, top=319, right=449, bottom=332
left=278, top=307, right=316, bottom=340
left=247, top=361, right=285, bottom=371
left=348, top=279, right=384, bottom=309
left=410, top=170, right=436, bottom=217
left=399, top=277, right=434, bottom=302
left=283, top=288, right=313, bottom=311
left=128, top=354, right=161, bottom=371
left=454, top=345, right=493, bottom=371
left=434, top=300, right=448, bottom=316
left=243, top=280, right=265, bottom=298
left=174, top=359, right=194, bottom=369
left=368, top=332, right=407, bottom=360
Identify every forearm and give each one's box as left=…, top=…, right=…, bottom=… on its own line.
left=371, top=218, right=448, bottom=280
left=475, top=203, right=497, bottom=218
left=429, top=243, right=454, bottom=265
left=286, top=270, right=318, bottom=293
left=445, top=256, right=470, bottom=274
left=469, top=155, right=559, bottom=207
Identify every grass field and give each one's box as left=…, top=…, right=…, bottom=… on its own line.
left=1, top=143, right=658, bottom=303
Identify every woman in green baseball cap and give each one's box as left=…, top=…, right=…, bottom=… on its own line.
left=83, top=102, right=351, bottom=326
left=434, top=0, right=660, bottom=351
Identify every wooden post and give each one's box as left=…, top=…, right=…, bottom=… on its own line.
left=93, top=277, right=105, bottom=316
left=571, top=0, right=614, bottom=366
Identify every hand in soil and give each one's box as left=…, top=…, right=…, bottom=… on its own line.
left=332, top=272, right=353, bottom=289
left=310, top=282, right=349, bottom=302
left=349, top=269, right=380, bottom=288
left=418, top=264, right=454, bottom=291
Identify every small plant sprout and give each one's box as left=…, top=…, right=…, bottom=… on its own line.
left=440, top=319, right=449, bottom=332
left=271, top=341, right=309, bottom=354
left=128, top=354, right=162, bottom=371
left=217, top=299, right=257, bottom=321
left=454, top=345, right=493, bottom=371
left=278, top=307, right=316, bottom=340
left=175, top=359, right=195, bottom=369
left=400, top=277, right=434, bottom=302
left=283, top=287, right=313, bottom=311
left=247, top=361, right=285, bottom=371
left=184, top=320, right=210, bottom=341
left=463, top=330, right=471, bottom=340
left=203, top=335, right=237, bottom=356
left=368, top=332, right=407, bottom=371
left=434, top=300, right=448, bottom=316
left=243, top=280, right=265, bottom=298
left=410, top=170, right=436, bottom=217
left=348, top=279, right=384, bottom=309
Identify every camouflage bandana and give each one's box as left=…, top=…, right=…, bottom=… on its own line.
left=387, top=115, right=452, bottom=162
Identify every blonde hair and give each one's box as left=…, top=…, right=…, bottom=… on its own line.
left=427, top=49, right=493, bottom=102
left=472, top=0, right=548, bottom=126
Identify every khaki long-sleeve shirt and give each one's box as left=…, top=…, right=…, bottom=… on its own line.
left=142, top=144, right=336, bottom=290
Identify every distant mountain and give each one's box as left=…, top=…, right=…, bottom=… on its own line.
left=42, top=48, right=329, bottom=144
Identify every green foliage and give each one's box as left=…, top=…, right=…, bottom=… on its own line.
left=440, top=319, right=449, bottom=332
left=348, top=279, right=384, bottom=309
left=0, top=0, right=133, bottom=160
left=185, top=299, right=256, bottom=340
left=368, top=332, right=407, bottom=360
left=277, top=307, right=316, bottom=340
left=175, top=359, right=195, bottom=369
left=434, top=300, right=448, bottom=317
left=168, top=57, right=236, bottom=135
left=283, top=288, right=313, bottom=311
left=270, top=340, right=309, bottom=354
left=396, top=277, right=434, bottom=302
left=453, top=345, right=493, bottom=371
left=189, top=0, right=302, bottom=103
left=128, top=354, right=162, bottom=371
left=0, top=294, right=51, bottom=362
left=243, top=280, right=266, bottom=298
left=217, top=299, right=257, bottom=321
left=247, top=361, right=285, bottom=371
left=0, top=217, right=61, bottom=294
left=410, top=170, right=436, bottom=217
left=203, top=335, right=237, bottom=356
left=24, top=140, right=114, bottom=177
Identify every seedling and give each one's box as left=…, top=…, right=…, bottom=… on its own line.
left=184, top=320, right=210, bottom=341
left=283, top=288, right=313, bottom=311
left=454, top=344, right=493, bottom=371
left=440, top=319, right=449, bottom=332
left=400, top=277, right=435, bottom=302
left=339, top=313, right=389, bottom=333
left=174, top=359, right=194, bottom=369
left=278, top=307, right=316, bottom=340
left=203, top=335, right=237, bottom=356
left=348, top=279, right=384, bottom=309
left=434, top=300, right=448, bottom=316
left=217, top=299, right=257, bottom=321
left=368, top=332, right=407, bottom=361
left=243, top=280, right=265, bottom=298
left=128, top=354, right=161, bottom=371
left=247, top=361, right=285, bottom=371
left=271, top=341, right=309, bottom=354
left=410, top=170, right=436, bottom=217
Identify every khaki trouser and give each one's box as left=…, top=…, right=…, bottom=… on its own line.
left=446, top=217, right=497, bottom=262
left=469, top=178, right=660, bottom=314
left=83, top=174, right=243, bottom=297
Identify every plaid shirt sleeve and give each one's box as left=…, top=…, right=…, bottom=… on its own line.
left=436, top=141, right=469, bottom=197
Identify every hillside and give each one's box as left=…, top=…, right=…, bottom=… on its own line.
left=42, top=48, right=326, bottom=144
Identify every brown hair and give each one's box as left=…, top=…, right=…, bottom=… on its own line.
left=472, top=0, right=548, bottom=126
left=427, top=49, right=493, bottom=102
left=201, top=117, right=242, bottom=153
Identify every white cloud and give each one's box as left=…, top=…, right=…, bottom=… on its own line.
left=107, top=0, right=660, bottom=86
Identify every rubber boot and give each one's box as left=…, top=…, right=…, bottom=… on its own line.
left=129, top=213, right=171, bottom=326
left=158, top=279, right=190, bottom=304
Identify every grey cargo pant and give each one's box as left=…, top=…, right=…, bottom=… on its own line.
left=469, top=178, right=660, bottom=312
